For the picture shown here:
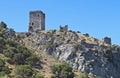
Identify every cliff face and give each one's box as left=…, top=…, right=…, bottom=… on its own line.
left=3, top=28, right=120, bottom=78
left=15, top=30, right=120, bottom=78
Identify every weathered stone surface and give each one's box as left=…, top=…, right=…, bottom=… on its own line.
left=60, top=25, right=68, bottom=31
left=26, top=31, right=120, bottom=78
left=29, top=10, right=45, bottom=32
left=5, top=28, right=120, bottom=78
left=103, top=37, right=111, bottom=45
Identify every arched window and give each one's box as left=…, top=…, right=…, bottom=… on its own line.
left=32, top=22, right=34, bottom=25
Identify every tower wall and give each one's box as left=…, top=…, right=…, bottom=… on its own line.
left=29, top=10, right=45, bottom=32
left=103, top=37, right=111, bottom=45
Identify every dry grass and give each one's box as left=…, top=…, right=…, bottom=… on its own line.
left=21, top=37, right=61, bottom=78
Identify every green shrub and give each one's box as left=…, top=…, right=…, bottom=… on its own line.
left=0, top=72, right=6, bottom=77
left=0, top=37, right=5, bottom=46
left=0, top=22, right=7, bottom=29
left=34, top=73, right=44, bottom=78
left=3, top=47, right=16, bottom=58
left=3, top=39, right=41, bottom=66
left=15, top=65, right=44, bottom=78
left=0, top=59, right=10, bottom=74
left=13, top=75, right=23, bottom=78
left=95, top=76, right=102, bottom=78
left=15, top=65, right=35, bottom=78
left=0, top=32, right=3, bottom=37
left=0, top=59, right=5, bottom=67
left=27, top=55, right=40, bottom=68
left=13, top=53, right=26, bottom=65
left=5, top=39, right=17, bottom=47
left=2, top=66, right=11, bottom=74
left=83, top=33, right=89, bottom=37
left=51, top=62, right=74, bottom=78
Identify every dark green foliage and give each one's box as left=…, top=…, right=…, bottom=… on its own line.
left=0, top=72, right=6, bottom=77
left=3, top=45, right=30, bottom=65
left=0, top=37, right=6, bottom=52
left=5, top=39, right=17, bottom=47
left=0, top=22, right=44, bottom=78
left=27, top=55, right=41, bottom=68
left=51, top=62, right=74, bottom=78
left=77, top=31, right=81, bottom=33
left=0, top=31, right=43, bottom=77
left=0, top=59, right=11, bottom=75
left=1, top=38, right=41, bottom=66
left=0, top=59, right=5, bottom=67
left=15, top=65, right=35, bottom=78
left=0, top=37, right=5, bottom=45
left=2, top=66, right=11, bottom=74
left=0, top=32, right=41, bottom=66
left=0, top=32, right=3, bottom=37
left=15, top=65, right=44, bottom=78
left=83, top=33, right=89, bottom=37
left=34, top=73, right=44, bottom=78
left=3, top=47, right=17, bottom=58
left=13, top=53, right=27, bottom=65
left=95, top=76, right=102, bottom=78
left=0, top=21, right=7, bottom=29
left=13, top=75, right=23, bottom=78
left=9, top=28, right=15, bottom=33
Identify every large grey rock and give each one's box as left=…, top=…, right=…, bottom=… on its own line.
left=13, top=30, right=120, bottom=78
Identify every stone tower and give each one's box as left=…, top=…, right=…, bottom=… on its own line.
left=29, top=10, right=45, bottom=32
left=103, top=37, right=111, bottom=45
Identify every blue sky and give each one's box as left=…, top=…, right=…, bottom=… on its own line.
left=0, top=0, right=120, bottom=45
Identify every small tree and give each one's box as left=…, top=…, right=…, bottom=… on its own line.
left=0, top=21, right=7, bottom=29
left=0, top=37, right=5, bottom=52
left=83, top=33, right=89, bottom=37
left=15, top=65, right=35, bottom=78
left=27, top=55, right=41, bottom=68
left=0, top=59, right=10, bottom=74
left=51, top=62, right=74, bottom=78
left=34, top=73, right=44, bottom=78
left=0, top=59, right=5, bottom=67
left=15, top=65, right=44, bottom=78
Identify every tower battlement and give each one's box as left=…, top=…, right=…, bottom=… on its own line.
left=29, top=10, right=45, bottom=32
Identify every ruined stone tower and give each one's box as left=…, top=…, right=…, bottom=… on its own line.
left=103, top=37, right=111, bottom=45
left=29, top=10, right=45, bottom=32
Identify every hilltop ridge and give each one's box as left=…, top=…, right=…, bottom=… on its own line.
left=0, top=10, right=120, bottom=78
left=0, top=20, right=120, bottom=78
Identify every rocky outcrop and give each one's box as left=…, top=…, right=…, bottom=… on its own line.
left=17, top=30, right=120, bottom=78
left=3, top=28, right=120, bottom=78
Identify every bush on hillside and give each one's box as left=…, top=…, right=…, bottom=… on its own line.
left=51, top=62, right=74, bottom=78
left=15, top=65, right=44, bottom=78
left=0, top=59, right=11, bottom=75
left=27, top=54, right=41, bottom=68
left=0, top=21, right=7, bottom=29
left=15, top=65, right=35, bottom=78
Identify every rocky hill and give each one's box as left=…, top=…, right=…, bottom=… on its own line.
left=0, top=21, right=120, bottom=78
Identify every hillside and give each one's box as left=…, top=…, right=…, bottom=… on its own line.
left=18, top=29, right=120, bottom=78
left=0, top=22, right=89, bottom=78
left=0, top=21, right=120, bottom=78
